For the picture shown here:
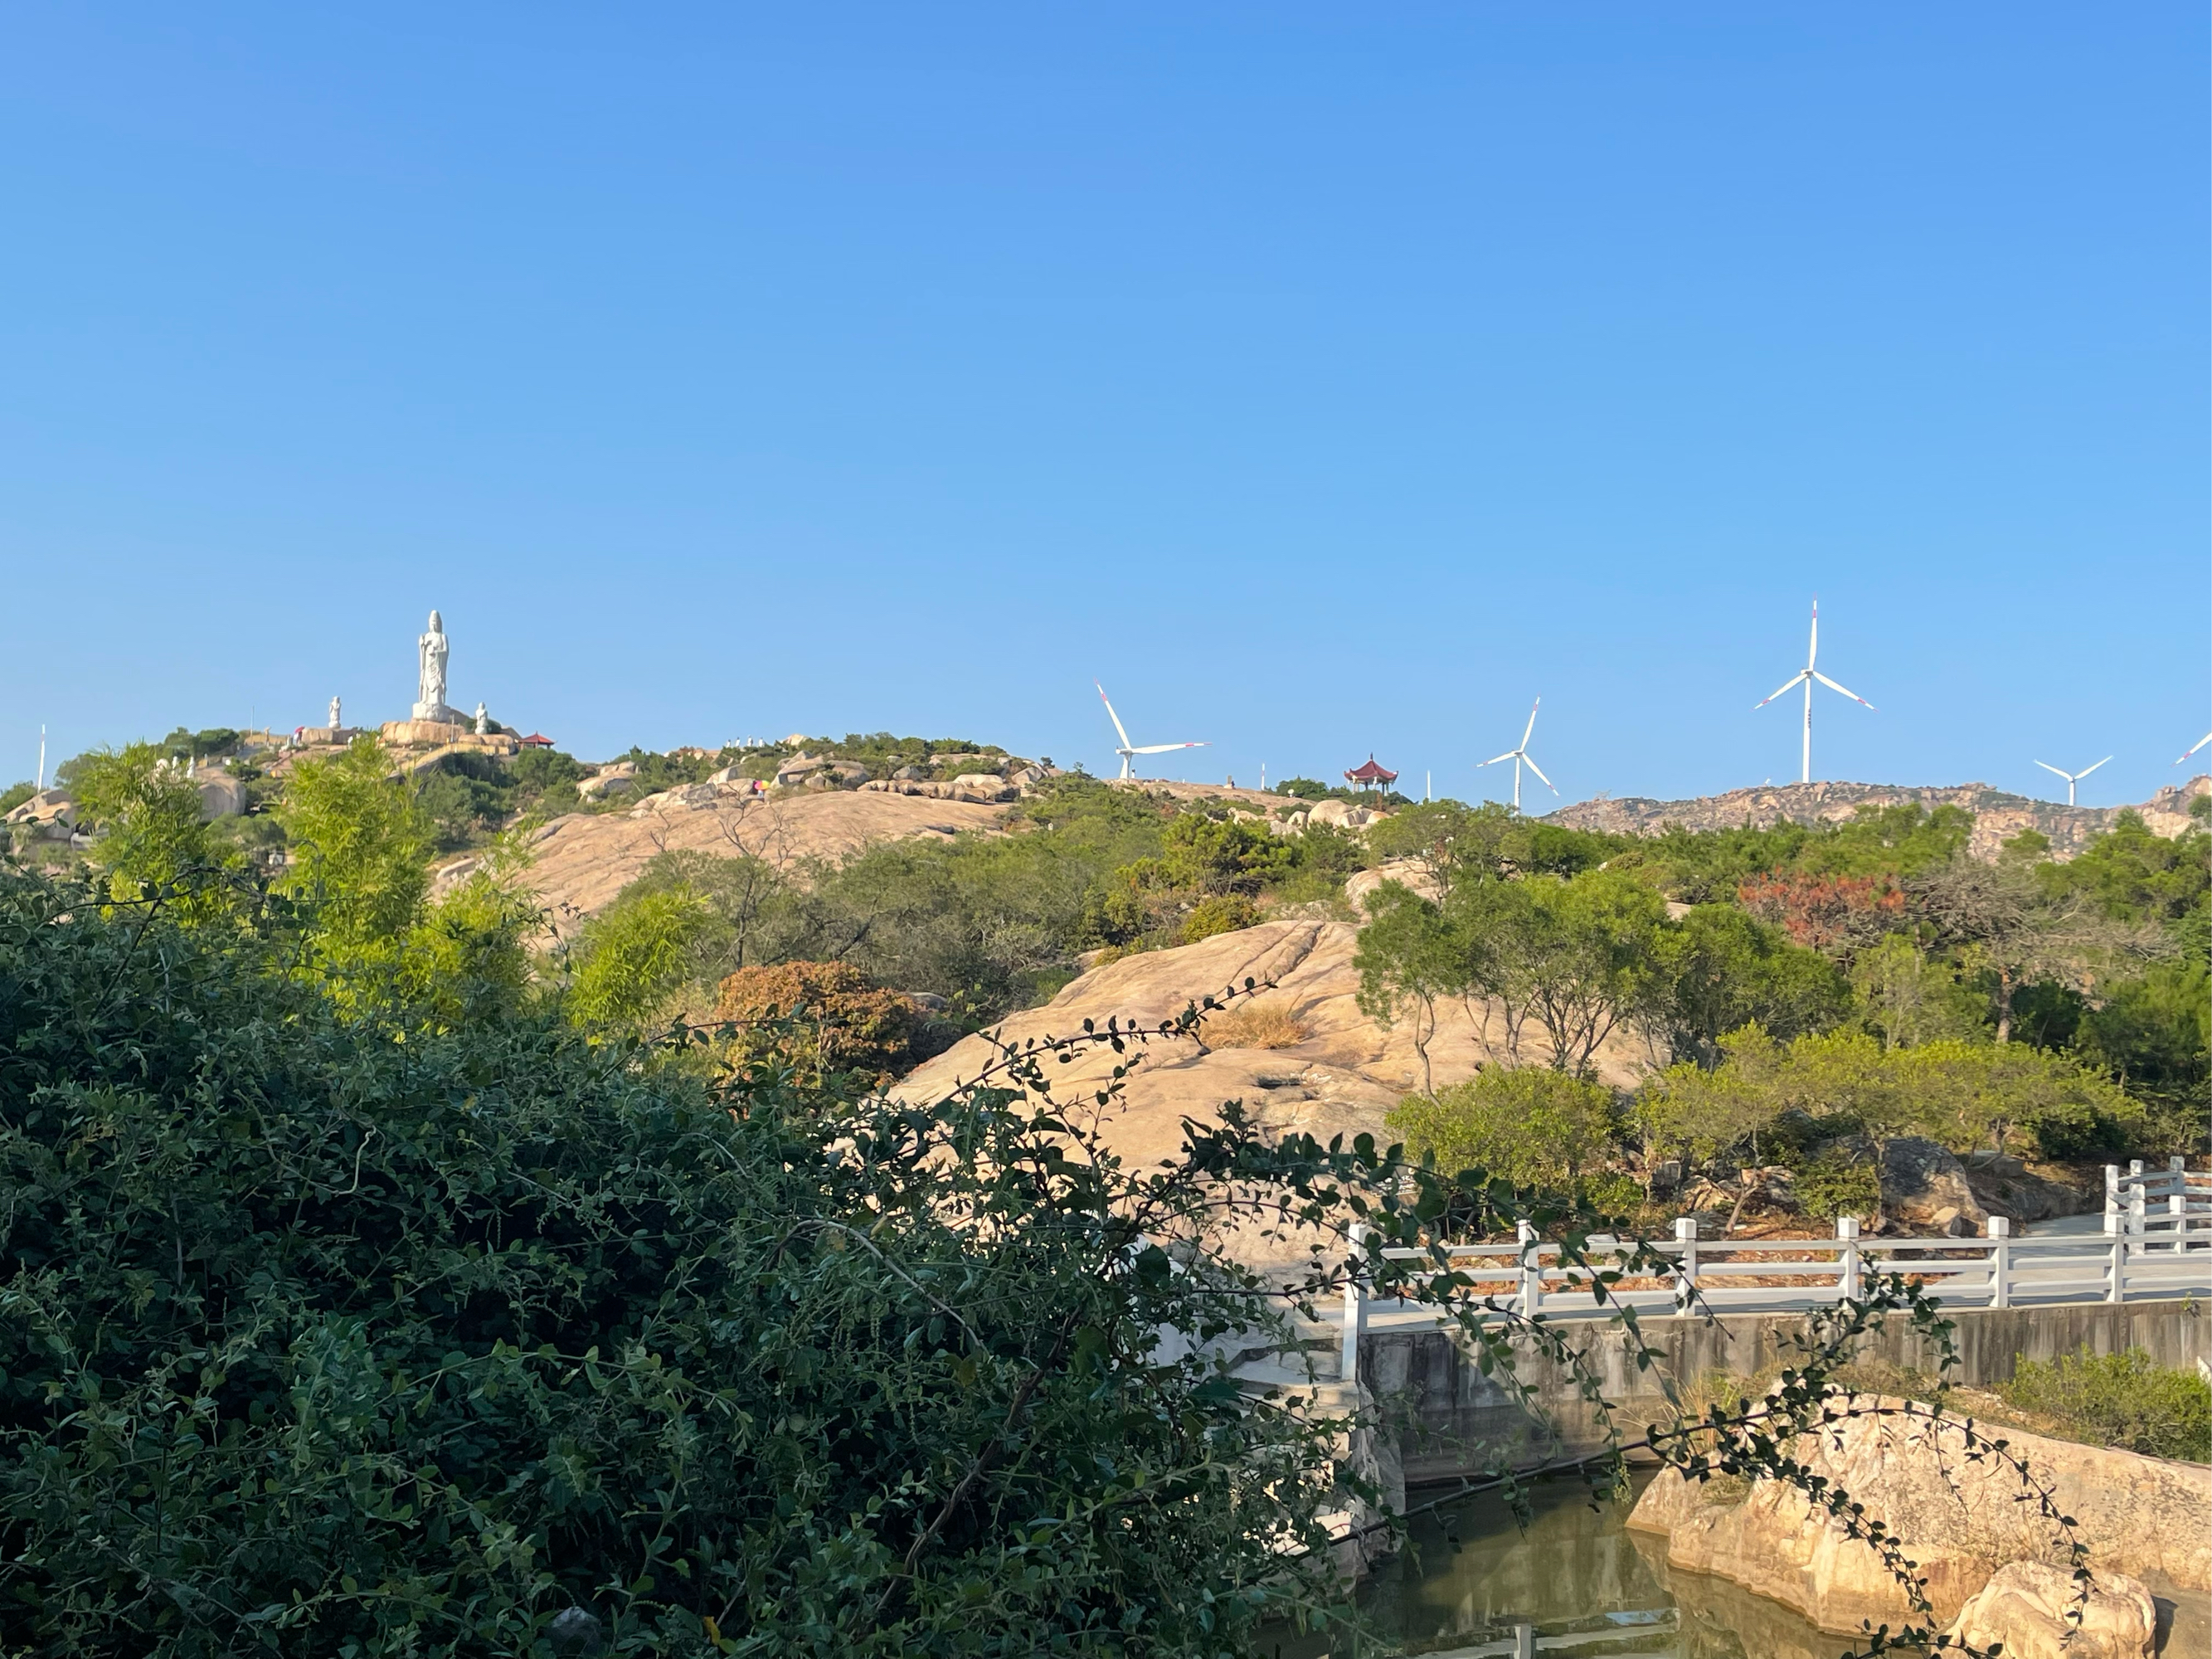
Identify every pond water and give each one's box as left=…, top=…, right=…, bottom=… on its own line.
left=1282, top=1472, right=2206, bottom=1657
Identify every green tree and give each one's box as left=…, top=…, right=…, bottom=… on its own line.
left=1353, top=883, right=1470, bottom=1093
left=1507, top=871, right=1669, bottom=1076
left=2039, top=808, right=2210, bottom=922
left=70, top=742, right=239, bottom=922
left=1642, top=903, right=1850, bottom=1068
left=1159, top=812, right=1292, bottom=896
left=275, top=737, right=435, bottom=999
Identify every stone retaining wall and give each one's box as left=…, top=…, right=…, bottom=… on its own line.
left=1361, top=1298, right=2209, bottom=1484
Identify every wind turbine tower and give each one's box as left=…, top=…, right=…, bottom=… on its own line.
left=1478, top=698, right=1556, bottom=812
left=2035, top=756, right=2111, bottom=807
left=1094, top=681, right=1208, bottom=781
left=1753, top=599, right=1875, bottom=784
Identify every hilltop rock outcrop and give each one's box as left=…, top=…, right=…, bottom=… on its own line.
left=498, top=788, right=1015, bottom=922
left=1547, top=776, right=2210, bottom=861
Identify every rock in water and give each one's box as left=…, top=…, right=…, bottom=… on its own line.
left=1945, top=1561, right=2156, bottom=1659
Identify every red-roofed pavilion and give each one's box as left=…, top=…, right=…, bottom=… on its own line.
left=1343, top=755, right=1398, bottom=794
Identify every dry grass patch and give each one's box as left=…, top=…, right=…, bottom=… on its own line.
left=1203, top=1002, right=1310, bottom=1050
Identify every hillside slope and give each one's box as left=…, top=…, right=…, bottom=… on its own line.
left=1545, top=776, right=2208, bottom=859
left=454, top=789, right=1016, bottom=922
left=892, top=916, right=1647, bottom=1185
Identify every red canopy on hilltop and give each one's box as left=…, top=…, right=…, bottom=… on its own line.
left=1343, top=755, right=1398, bottom=785
left=518, top=732, right=556, bottom=748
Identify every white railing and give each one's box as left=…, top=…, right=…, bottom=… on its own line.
left=2107, top=1156, right=2212, bottom=1239
left=1338, top=1199, right=2212, bottom=1387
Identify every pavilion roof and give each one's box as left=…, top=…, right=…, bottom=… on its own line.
left=518, top=732, right=556, bottom=747
left=1343, top=755, right=1398, bottom=783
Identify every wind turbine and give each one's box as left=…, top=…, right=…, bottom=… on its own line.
left=1753, top=598, right=1875, bottom=784
left=1093, top=681, right=1208, bottom=781
left=2175, top=732, right=2211, bottom=767
left=2034, top=756, right=2110, bottom=807
left=1478, top=698, right=1556, bottom=812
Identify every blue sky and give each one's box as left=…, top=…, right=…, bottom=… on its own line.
left=2, top=6, right=2205, bottom=806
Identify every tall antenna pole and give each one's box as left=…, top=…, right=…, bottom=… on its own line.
left=36, top=725, right=46, bottom=791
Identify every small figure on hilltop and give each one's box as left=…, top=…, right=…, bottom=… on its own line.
left=474, top=702, right=489, bottom=736
left=328, top=694, right=342, bottom=731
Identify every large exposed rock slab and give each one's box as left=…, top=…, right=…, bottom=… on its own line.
left=892, top=918, right=1650, bottom=1222
left=508, top=790, right=1014, bottom=922
left=1627, top=1396, right=2212, bottom=1632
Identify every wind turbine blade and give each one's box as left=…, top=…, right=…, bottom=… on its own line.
left=1522, top=754, right=1557, bottom=792
left=2078, top=756, right=2112, bottom=779
left=1806, top=599, right=1819, bottom=671
left=1093, top=681, right=1132, bottom=750
left=1130, top=742, right=1207, bottom=754
left=2175, top=733, right=2211, bottom=765
left=2034, top=761, right=2069, bottom=781
left=1810, top=671, right=1874, bottom=709
left=1479, top=751, right=1518, bottom=767
left=1753, top=672, right=1807, bottom=710
left=1520, top=697, right=1540, bottom=748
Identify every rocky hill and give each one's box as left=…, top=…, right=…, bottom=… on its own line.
left=439, top=787, right=1017, bottom=923
left=892, top=915, right=1650, bottom=1268
left=1545, top=776, right=2209, bottom=860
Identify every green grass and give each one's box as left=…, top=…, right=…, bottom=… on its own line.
left=1997, top=1346, right=2211, bottom=1462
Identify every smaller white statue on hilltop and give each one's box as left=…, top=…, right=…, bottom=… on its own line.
left=328, top=694, right=343, bottom=732
left=474, top=702, right=489, bottom=736
left=413, top=611, right=455, bottom=722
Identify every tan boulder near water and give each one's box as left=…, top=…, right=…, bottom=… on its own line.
left=1627, top=1399, right=2209, bottom=1650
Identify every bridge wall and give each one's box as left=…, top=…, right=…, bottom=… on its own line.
left=1360, top=1297, right=2210, bottom=1486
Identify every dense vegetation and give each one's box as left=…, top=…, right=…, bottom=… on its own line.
left=0, top=733, right=2168, bottom=1654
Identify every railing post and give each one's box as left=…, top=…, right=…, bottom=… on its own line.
left=1986, top=1216, right=2010, bottom=1309
left=2131, top=1180, right=2147, bottom=1240
left=1518, top=1219, right=1542, bottom=1315
left=2106, top=1164, right=2122, bottom=1234
left=1835, top=1215, right=1861, bottom=1301
left=1341, top=1223, right=1367, bottom=1388
left=1674, top=1218, right=1699, bottom=1305
left=2108, top=1227, right=2127, bottom=1305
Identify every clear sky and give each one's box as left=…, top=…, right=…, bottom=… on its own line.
left=3, top=6, right=2205, bottom=807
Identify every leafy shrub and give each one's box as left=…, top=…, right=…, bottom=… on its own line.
left=566, top=884, right=712, bottom=1027
left=507, top=746, right=591, bottom=800
left=2000, top=1348, right=2212, bottom=1461
left=1180, top=893, right=1260, bottom=944
left=1388, top=1067, right=1616, bottom=1191
left=0, top=781, right=32, bottom=816
left=1791, top=1152, right=1881, bottom=1221
left=711, top=960, right=933, bottom=1081
left=0, top=868, right=1376, bottom=1657
left=1160, top=814, right=1291, bottom=897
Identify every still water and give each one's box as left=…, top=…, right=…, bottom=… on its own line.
left=1312, top=1471, right=1847, bottom=1659
left=1287, top=1472, right=2206, bottom=1657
